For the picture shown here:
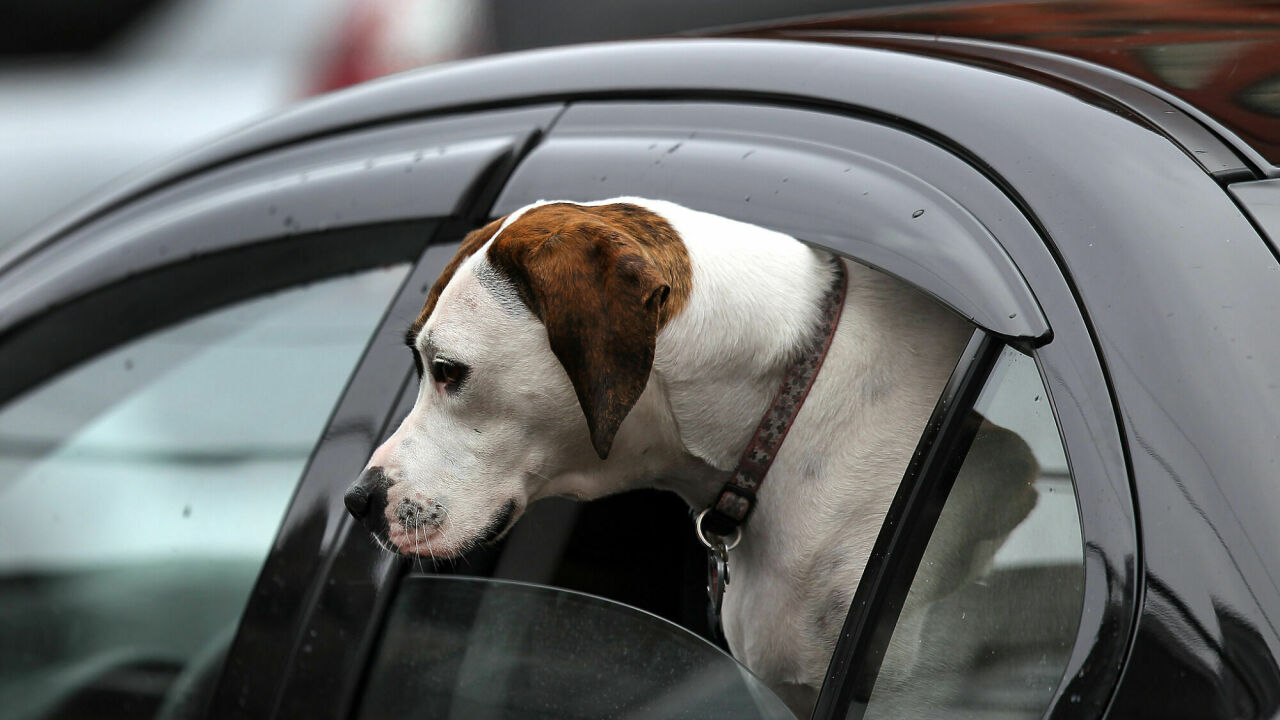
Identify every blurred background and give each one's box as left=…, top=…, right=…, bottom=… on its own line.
left=0, top=0, right=922, bottom=249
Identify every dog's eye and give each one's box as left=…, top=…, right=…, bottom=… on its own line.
left=430, top=358, right=469, bottom=388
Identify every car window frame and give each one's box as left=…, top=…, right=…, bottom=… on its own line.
left=0, top=224, right=426, bottom=408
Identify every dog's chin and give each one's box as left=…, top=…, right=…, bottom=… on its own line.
left=477, top=498, right=520, bottom=544
left=383, top=498, right=522, bottom=559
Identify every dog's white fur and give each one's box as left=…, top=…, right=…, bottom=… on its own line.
left=365, top=197, right=1004, bottom=713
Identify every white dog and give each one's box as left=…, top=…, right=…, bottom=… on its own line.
left=344, top=197, right=1035, bottom=715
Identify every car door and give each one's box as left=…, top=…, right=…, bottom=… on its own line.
left=0, top=104, right=562, bottom=720
left=312, top=97, right=1137, bottom=720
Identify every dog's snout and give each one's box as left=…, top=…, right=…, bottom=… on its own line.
left=396, top=497, right=445, bottom=530
left=344, top=485, right=370, bottom=518
left=345, top=467, right=389, bottom=520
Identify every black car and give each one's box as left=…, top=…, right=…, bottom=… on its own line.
left=2, top=2, right=1279, bottom=718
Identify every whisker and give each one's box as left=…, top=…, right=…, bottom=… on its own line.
left=426, top=525, right=438, bottom=571
left=415, top=526, right=426, bottom=575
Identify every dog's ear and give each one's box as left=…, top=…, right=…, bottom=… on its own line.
left=489, top=211, right=679, bottom=459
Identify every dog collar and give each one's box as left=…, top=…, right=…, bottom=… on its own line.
left=698, top=257, right=849, bottom=542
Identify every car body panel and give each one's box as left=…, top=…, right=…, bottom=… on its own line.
left=717, top=30, right=1258, bottom=180
left=1230, top=178, right=1280, bottom=259
left=732, top=0, right=1280, bottom=174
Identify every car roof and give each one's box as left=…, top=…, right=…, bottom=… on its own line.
left=1, top=27, right=1261, bottom=278
left=715, top=0, right=1280, bottom=170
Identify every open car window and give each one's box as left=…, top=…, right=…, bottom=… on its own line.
left=354, top=576, right=796, bottom=720
left=328, top=99, right=1102, bottom=720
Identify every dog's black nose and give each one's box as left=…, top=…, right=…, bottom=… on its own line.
left=345, top=467, right=389, bottom=520
left=344, top=484, right=371, bottom=518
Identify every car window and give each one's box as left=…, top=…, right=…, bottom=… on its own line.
left=340, top=226, right=1077, bottom=720
left=354, top=575, right=797, bottom=720
left=865, top=345, right=1084, bottom=719
left=0, top=264, right=408, bottom=720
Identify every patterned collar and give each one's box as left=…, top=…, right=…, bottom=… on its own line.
left=698, top=257, right=849, bottom=541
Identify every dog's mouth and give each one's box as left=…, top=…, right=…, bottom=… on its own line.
left=383, top=498, right=520, bottom=559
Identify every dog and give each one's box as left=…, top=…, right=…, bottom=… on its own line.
left=344, top=197, right=1037, bottom=716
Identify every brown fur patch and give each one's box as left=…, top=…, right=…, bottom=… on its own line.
left=487, top=203, right=692, bottom=458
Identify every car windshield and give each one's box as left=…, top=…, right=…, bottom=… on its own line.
left=355, top=575, right=798, bottom=720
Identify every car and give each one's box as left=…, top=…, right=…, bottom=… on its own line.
left=1, top=1, right=1279, bottom=718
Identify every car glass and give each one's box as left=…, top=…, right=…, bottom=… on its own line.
left=0, top=264, right=408, bottom=720
left=865, top=345, right=1084, bottom=719
left=354, top=576, right=798, bottom=720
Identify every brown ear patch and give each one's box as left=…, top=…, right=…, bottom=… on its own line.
left=486, top=203, right=692, bottom=458
left=407, top=215, right=507, bottom=341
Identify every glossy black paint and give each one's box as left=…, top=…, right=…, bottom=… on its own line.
left=722, top=30, right=1258, bottom=180
left=730, top=0, right=1280, bottom=173
left=1230, top=179, right=1280, bottom=261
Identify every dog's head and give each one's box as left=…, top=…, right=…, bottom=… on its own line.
left=344, top=201, right=691, bottom=557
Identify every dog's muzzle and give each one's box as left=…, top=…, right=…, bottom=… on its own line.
left=395, top=496, right=445, bottom=530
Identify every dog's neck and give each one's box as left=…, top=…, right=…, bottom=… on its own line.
left=653, top=223, right=839, bottom=500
